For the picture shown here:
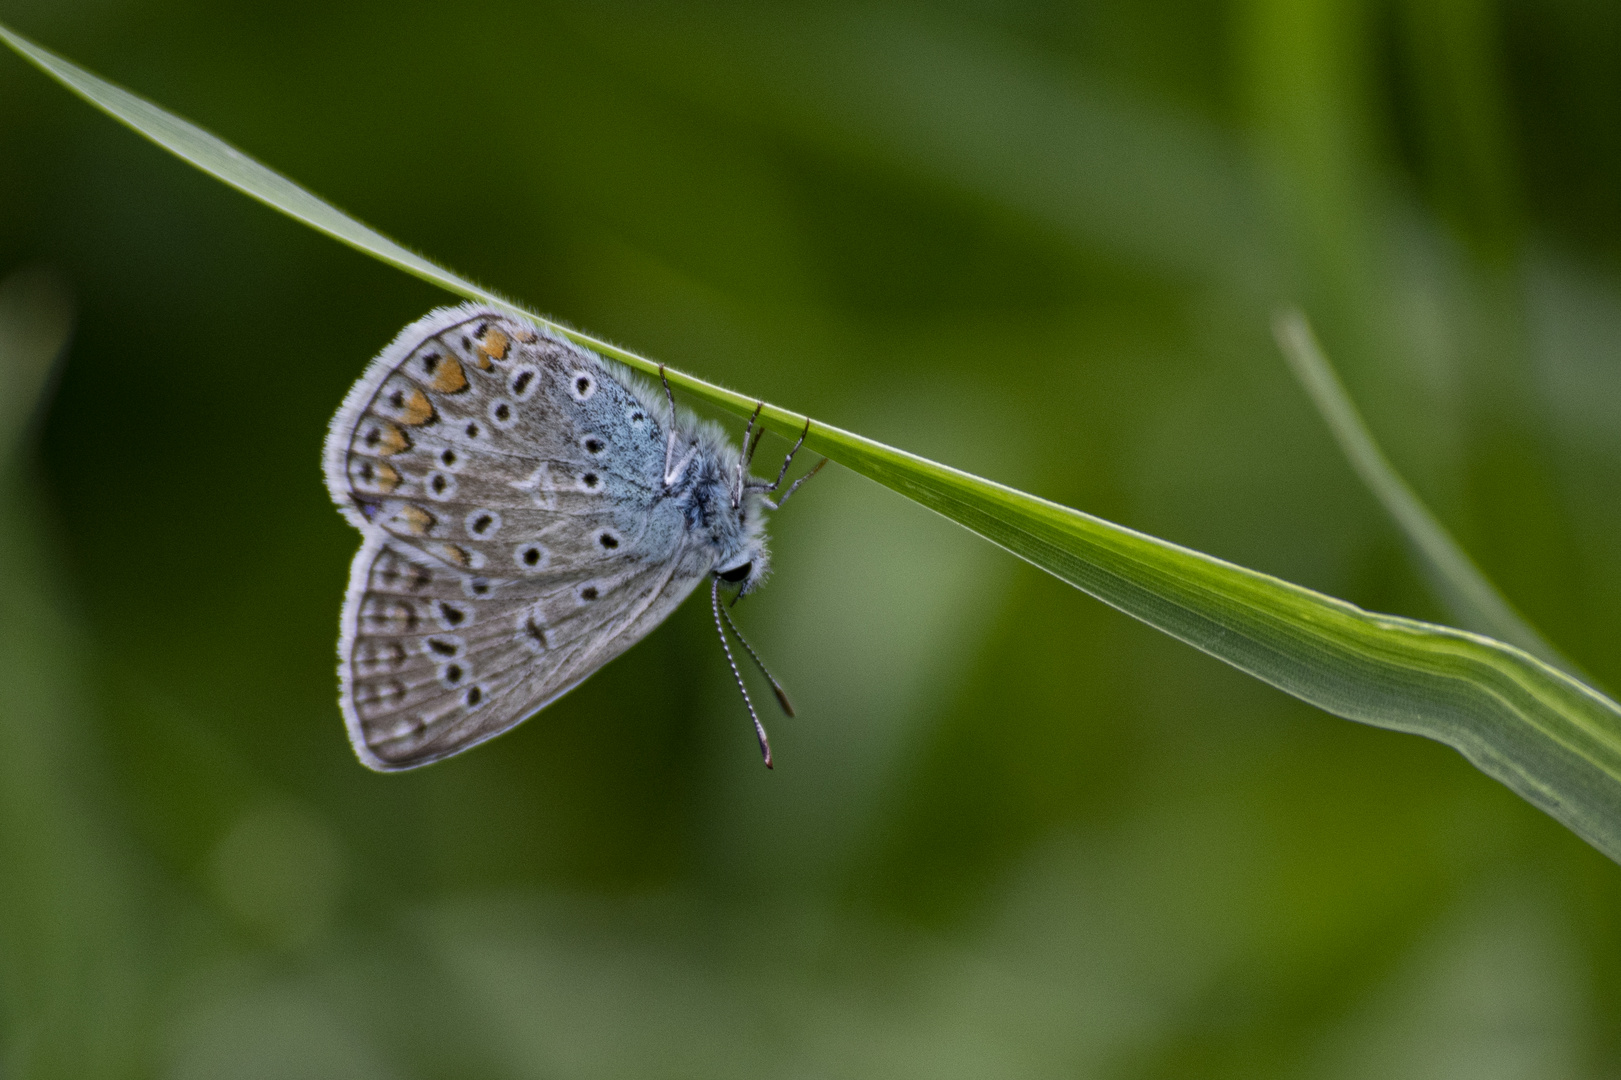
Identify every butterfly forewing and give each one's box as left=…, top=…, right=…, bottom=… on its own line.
left=325, top=309, right=664, bottom=568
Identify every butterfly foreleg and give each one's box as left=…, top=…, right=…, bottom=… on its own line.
left=765, top=456, right=827, bottom=510
left=748, top=418, right=821, bottom=506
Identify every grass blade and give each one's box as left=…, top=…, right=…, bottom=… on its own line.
left=7, top=23, right=1621, bottom=861
left=0, top=25, right=776, bottom=412
left=0, top=268, right=147, bottom=1075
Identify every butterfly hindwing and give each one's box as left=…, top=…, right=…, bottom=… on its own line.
left=339, top=535, right=707, bottom=769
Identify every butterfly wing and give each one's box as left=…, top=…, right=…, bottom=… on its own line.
left=326, top=304, right=711, bottom=769
left=336, top=534, right=705, bottom=768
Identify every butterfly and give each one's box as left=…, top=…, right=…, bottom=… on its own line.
left=323, top=304, right=821, bottom=771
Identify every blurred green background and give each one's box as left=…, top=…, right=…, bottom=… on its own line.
left=3, top=0, right=1621, bottom=1075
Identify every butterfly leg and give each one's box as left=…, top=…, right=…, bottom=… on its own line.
left=658, top=365, right=700, bottom=486
left=771, top=456, right=828, bottom=510
left=659, top=363, right=677, bottom=415
left=659, top=365, right=679, bottom=480
left=749, top=419, right=828, bottom=508
left=748, top=418, right=810, bottom=493
left=740, top=403, right=764, bottom=465
left=734, top=402, right=765, bottom=507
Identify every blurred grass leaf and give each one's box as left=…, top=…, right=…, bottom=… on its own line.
left=8, top=23, right=1621, bottom=864
left=1272, top=309, right=1580, bottom=679
left=0, top=267, right=71, bottom=464
left=0, top=267, right=147, bottom=1078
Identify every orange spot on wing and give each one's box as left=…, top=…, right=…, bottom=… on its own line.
left=512, top=326, right=537, bottom=343
left=423, top=356, right=468, bottom=394
left=436, top=543, right=473, bottom=568
left=477, top=328, right=510, bottom=364
left=361, top=421, right=410, bottom=456
left=387, top=386, right=435, bottom=426
left=350, top=458, right=400, bottom=494
left=389, top=504, right=435, bottom=536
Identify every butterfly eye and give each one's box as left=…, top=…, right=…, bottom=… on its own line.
left=718, top=561, right=752, bottom=583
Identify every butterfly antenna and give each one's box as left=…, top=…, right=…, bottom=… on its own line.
left=718, top=597, right=796, bottom=717
left=712, top=578, right=773, bottom=768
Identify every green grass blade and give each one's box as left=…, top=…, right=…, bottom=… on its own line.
left=8, top=23, right=1621, bottom=861
left=806, top=423, right=1621, bottom=857
left=0, top=268, right=148, bottom=1075
left=0, top=24, right=769, bottom=409
left=1272, top=310, right=1582, bottom=678
left=0, top=269, right=70, bottom=460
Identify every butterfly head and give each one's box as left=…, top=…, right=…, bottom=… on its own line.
left=714, top=492, right=771, bottom=595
